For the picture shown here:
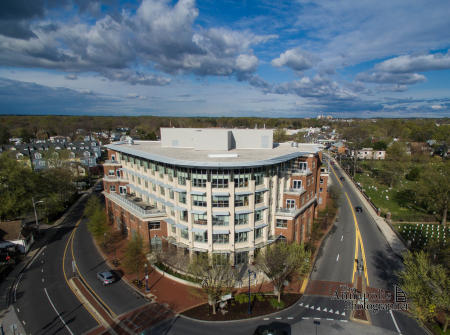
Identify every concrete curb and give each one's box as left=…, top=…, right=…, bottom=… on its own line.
left=152, top=264, right=202, bottom=288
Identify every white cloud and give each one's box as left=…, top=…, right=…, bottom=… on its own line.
left=356, top=72, right=426, bottom=85
left=271, top=48, right=318, bottom=71
left=375, top=51, right=450, bottom=73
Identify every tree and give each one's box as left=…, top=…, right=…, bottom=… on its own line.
left=0, top=126, right=10, bottom=144
left=399, top=251, right=449, bottom=330
left=188, top=254, right=236, bottom=315
left=274, top=128, right=288, bottom=143
left=124, top=234, right=146, bottom=278
left=415, top=162, right=449, bottom=225
left=256, top=242, right=310, bottom=303
left=0, top=153, right=36, bottom=220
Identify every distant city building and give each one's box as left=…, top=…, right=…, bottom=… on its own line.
left=351, top=148, right=386, bottom=160
left=102, top=128, right=328, bottom=265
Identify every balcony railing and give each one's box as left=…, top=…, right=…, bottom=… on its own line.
left=289, top=168, right=312, bottom=175
left=284, top=187, right=306, bottom=194
left=104, top=160, right=121, bottom=164
left=105, top=191, right=165, bottom=217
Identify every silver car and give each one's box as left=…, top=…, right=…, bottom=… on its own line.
left=97, top=271, right=115, bottom=285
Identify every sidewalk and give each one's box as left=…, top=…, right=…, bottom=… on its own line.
left=330, top=156, right=407, bottom=257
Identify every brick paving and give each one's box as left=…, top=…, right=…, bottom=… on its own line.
left=305, top=279, right=353, bottom=296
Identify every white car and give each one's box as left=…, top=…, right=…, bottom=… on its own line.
left=97, top=271, right=115, bottom=285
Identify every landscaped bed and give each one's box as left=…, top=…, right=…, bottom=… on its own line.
left=182, top=293, right=301, bottom=321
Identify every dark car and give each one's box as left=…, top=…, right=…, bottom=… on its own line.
left=97, top=271, right=115, bottom=285
left=340, top=176, right=345, bottom=181
left=253, top=322, right=290, bottom=335
left=355, top=206, right=363, bottom=213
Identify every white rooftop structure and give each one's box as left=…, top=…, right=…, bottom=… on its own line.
left=106, top=128, right=322, bottom=168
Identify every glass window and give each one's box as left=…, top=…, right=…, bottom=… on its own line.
left=286, top=199, right=296, bottom=209
left=152, top=183, right=156, bottom=191
left=213, top=253, right=229, bottom=265
left=160, top=186, right=165, bottom=196
left=298, top=162, right=307, bottom=170
left=148, top=221, right=160, bottom=230
left=171, top=225, right=176, bottom=233
left=181, top=228, right=189, bottom=239
left=212, top=195, right=229, bottom=207
left=234, top=213, right=248, bottom=225
left=293, top=180, right=302, bottom=189
left=276, top=219, right=288, bottom=228
left=145, top=180, right=148, bottom=188
left=193, top=214, right=207, bottom=225
left=178, top=170, right=188, bottom=185
left=254, top=209, right=263, bottom=222
left=167, top=167, right=174, bottom=181
left=192, top=195, right=207, bottom=207
left=212, top=234, right=229, bottom=244
left=211, top=170, right=230, bottom=188
left=234, top=232, right=248, bottom=243
left=192, top=170, right=207, bottom=187
left=235, top=194, right=249, bottom=207
left=254, top=172, right=264, bottom=186
left=158, top=165, right=165, bottom=177
left=109, top=185, right=116, bottom=192
left=169, top=190, right=174, bottom=199
left=180, top=210, right=188, bottom=222
left=235, top=251, right=248, bottom=265
left=234, top=170, right=251, bottom=188
left=255, top=227, right=263, bottom=239
left=179, top=192, right=186, bottom=204
left=194, top=231, right=208, bottom=242
left=255, top=192, right=264, bottom=204
left=212, top=215, right=229, bottom=226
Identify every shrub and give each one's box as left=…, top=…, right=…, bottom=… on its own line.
left=234, top=293, right=264, bottom=304
left=269, top=297, right=285, bottom=309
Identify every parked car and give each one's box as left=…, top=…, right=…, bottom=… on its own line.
left=355, top=206, right=363, bottom=213
left=97, top=271, right=115, bottom=285
left=94, top=184, right=103, bottom=192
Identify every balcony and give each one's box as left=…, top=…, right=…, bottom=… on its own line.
left=104, top=191, right=166, bottom=219
left=284, top=187, right=306, bottom=195
left=104, top=160, right=121, bottom=165
left=275, top=197, right=317, bottom=218
left=290, top=168, right=312, bottom=176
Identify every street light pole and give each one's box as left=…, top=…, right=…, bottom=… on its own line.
left=145, top=263, right=149, bottom=292
left=32, top=197, right=44, bottom=234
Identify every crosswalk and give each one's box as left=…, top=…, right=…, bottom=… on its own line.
left=299, top=302, right=346, bottom=316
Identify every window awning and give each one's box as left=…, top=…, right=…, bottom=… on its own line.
left=255, top=223, right=268, bottom=229
left=212, top=211, right=230, bottom=216
left=190, top=209, right=207, bottom=215
left=255, top=205, right=268, bottom=211
left=235, top=227, right=252, bottom=233
left=190, top=190, right=206, bottom=195
left=213, top=229, right=230, bottom=234
left=235, top=209, right=253, bottom=215
left=235, top=190, right=252, bottom=196
left=212, top=191, right=230, bottom=197
left=191, top=227, right=207, bottom=233
left=175, top=223, right=188, bottom=229
left=164, top=218, right=175, bottom=225
left=255, top=188, right=269, bottom=192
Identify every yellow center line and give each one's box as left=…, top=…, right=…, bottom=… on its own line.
left=329, top=159, right=370, bottom=287
left=70, top=220, right=117, bottom=319
left=62, top=220, right=103, bottom=325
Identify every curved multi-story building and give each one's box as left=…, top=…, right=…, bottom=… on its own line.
left=102, top=128, right=328, bottom=266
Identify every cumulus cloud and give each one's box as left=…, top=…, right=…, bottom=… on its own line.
left=375, top=51, right=450, bottom=73
left=356, top=71, right=426, bottom=85
left=65, top=73, right=78, bottom=80
left=0, top=0, right=273, bottom=85
left=271, top=48, right=318, bottom=72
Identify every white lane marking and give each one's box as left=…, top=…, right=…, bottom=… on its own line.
left=26, top=246, right=46, bottom=270
left=17, top=308, right=20, bottom=313
left=323, top=308, right=327, bottom=312
left=44, top=288, right=75, bottom=335
left=287, top=317, right=294, bottom=320
left=299, top=303, right=304, bottom=306
left=314, top=317, right=321, bottom=320
left=302, top=317, right=310, bottom=320
left=263, top=318, right=269, bottom=320
left=305, top=304, right=309, bottom=308
left=341, top=235, right=344, bottom=242
left=326, top=318, right=334, bottom=321
left=275, top=317, right=282, bottom=320
left=41, top=268, right=44, bottom=273
left=14, top=273, right=24, bottom=302
left=390, top=310, right=402, bottom=334
left=42, top=278, right=45, bottom=283
left=22, top=320, right=26, bottom=325
left=341, top=320, right=348, bottom=323
left=310, top=306, right=315, bottom=309
left=335, top=310, right=340, bottom=314
left=329, top=309, right=333, bottom=313
left=341, top=312, right=345, bottom=316
left=316, top=307, right=321, bottom=311
left=336, top=254, right=340, bottom=262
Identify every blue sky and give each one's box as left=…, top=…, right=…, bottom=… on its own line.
left=0, top=0, right=449, bottom=118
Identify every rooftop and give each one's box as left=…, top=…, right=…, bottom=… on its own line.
left=106, top=140, right=322, bottom=168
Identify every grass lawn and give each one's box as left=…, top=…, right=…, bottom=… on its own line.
left=353, top=171, right=435, bottom=222
left=393, top=223, right=448, bottom=250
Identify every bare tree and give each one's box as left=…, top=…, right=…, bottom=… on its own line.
left=189, top=254, right=236, bottom=315
left=256, top=242, right=310, bottom=302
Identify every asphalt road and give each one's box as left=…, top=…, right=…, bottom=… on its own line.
left=72, top=216, right=148, bottom=316
left=14, top=196, right=98, bottom=335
